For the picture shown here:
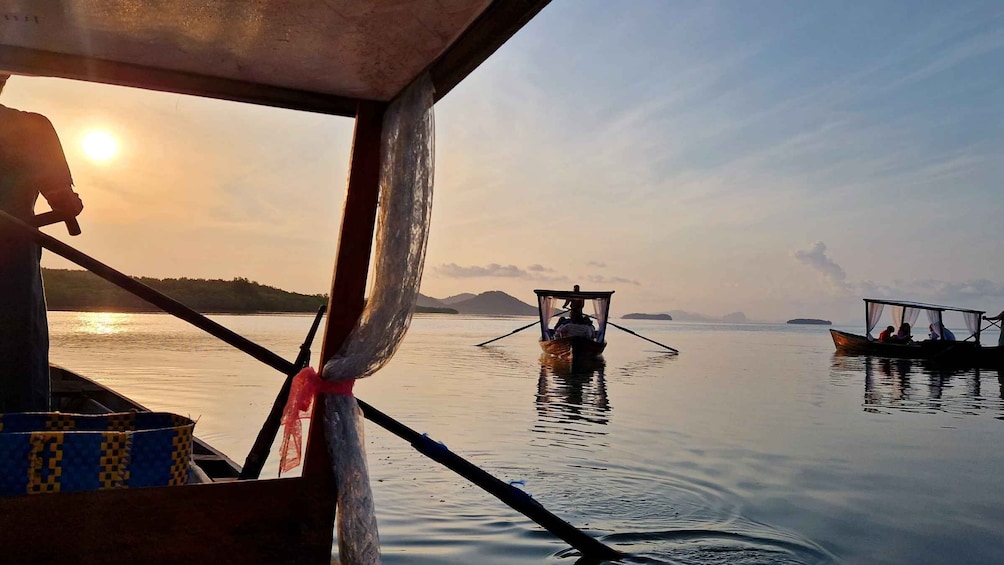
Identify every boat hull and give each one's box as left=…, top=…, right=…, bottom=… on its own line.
left=830, top=329, right=1002, bottom=369
left=0, top=365, right=336, bottom=565
left=540, top=336, right=606, bottom=363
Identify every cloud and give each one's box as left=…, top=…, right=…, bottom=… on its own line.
left=794, top=242, right=1004, bottom=312
left=584, top=274, right=641, bottom=286
left=587, top=261, right=607, bottom=268
left=435, top=263, right=567, bottom=282
left=793, top=241, right=849, bottom=292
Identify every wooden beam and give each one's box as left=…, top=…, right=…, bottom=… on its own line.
left=302, top=100, right=386, bottom=477
left=429, top=0, right=552, bottom=102
left=0, top=45, right=359, bottom=117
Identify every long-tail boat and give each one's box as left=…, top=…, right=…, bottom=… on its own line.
left=535, top=288, right=614, bottom=364
left=830, top=298, right=1002, bottom=369
left=0, top=3, right=637, bottom=564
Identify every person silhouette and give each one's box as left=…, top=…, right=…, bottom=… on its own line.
left=0, top=73, right=84, bottom=412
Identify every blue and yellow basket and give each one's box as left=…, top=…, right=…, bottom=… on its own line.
left=0, top=412, right=193, bottom=496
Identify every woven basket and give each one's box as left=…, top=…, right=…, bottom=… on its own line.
left=0, top=412, right=194, bottom=496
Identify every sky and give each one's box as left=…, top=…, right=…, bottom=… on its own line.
left=5, top=0, right=1003, bottom=324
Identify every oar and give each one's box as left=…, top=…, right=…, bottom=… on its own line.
left=604, top=319, right=679, bottom=354
left=239, top=304, right=327, bottom=480
left=32, top=209, right=81, bottom=236
left=3, top=209, right=625, bottom=562
left=476, top=310, right=568, bottom=347
left=477, top=321, right=542, bottom=347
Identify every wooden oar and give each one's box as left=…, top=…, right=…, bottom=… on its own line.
left=475, top=309, right=568, bottom=347
left=32, top=209, right=81, bottom=236
left=476, top=320, right=539, bottom=347
left=0, top=209, right=625, bottom=561
left=604, top=319, right=679, bottom=354
left=239, top=304, right=327, bottom=480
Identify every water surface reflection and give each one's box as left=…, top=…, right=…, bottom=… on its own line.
left=535, top=355, right=610, bottom=430
left=832, top=354, right=1004, bottom=418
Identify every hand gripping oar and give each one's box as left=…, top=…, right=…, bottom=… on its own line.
left=605, top=320, right=679, bottom=354
left=476, top=310, right=568, bottom=347
left=32, top=210, right=81, bottom=236
left=239, top=304, right=327, bottom=480
left=0, top=209, right=625, bottom=561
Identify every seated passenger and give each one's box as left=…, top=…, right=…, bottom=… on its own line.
left=877, top=325, right=895, bottom=342
left=928, top=323, right=941, bottom=340
left=942, top=326, right=956, bottom=341
left=892, top=322, right=912, bottom=343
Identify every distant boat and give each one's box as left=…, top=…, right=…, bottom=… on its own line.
left=830, top=299, right=1001, bottom=368
left=534, top=289, right=614, bottom=364
left=788, top=318, right=831, bottom=325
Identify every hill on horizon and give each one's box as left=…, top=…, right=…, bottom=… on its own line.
left=42, top=268, right=325, bottom=313
left=418, top=291, right=536, bottom=316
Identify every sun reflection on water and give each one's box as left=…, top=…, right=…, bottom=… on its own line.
left=75, top=312, right=133, bottom=335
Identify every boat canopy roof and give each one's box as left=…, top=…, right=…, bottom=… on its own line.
left=534, top=289, right=615, bottom=301
left=863, top=298, right=986, bottom=344
left=0, top=0, right=549, bottom=116
left=863, top=298, right=984, bottom=316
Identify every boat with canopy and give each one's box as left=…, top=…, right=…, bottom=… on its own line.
left=0, top=1, right=627, bottom=563
left=535, top=288, right=613, bottom=363
left=830, top=299, right=1001, bottom=368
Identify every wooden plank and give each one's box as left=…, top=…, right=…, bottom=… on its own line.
left=0, top=45, right=359, bottom=117
left=0, top=477, right=336, bottom=565
left=429, top=0, right=552, bottom=101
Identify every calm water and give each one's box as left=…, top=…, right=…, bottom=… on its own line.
left=49, top=313, right=1004, bottom=564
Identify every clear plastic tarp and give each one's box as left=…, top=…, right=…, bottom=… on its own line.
left=320, top=72, right=435, bottom=565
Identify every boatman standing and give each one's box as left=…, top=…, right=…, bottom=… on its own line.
left=0, top=73, right=84, bottom=412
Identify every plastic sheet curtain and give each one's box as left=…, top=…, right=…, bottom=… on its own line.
left=320, top=72, right=436, bottom=565
left=925, top=310, right=944, bottom=338
left=539, top=297, right=556, bottom=338
left=866, top=303, right=885, bottom=337
left=592, top=298, right=609, bottom=342
left=890, top=306, right=921, bottom=331
left=962, top=312, right=981, bottom=339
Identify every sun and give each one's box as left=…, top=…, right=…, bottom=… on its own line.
left=81, top=130, right=119, bottom=162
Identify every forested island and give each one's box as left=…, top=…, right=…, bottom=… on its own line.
left=787, top=318, right=832, bottom=325
left=622, top=313, right=672, bottom=320
left=41, top=269, right=453, bottom=314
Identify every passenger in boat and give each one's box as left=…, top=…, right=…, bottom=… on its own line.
left=0, top=73, right=84, bottom=412
left=928, top=323, right=956, bottom=341
left=877, top=325, right=896, bottom=342
left=892, top=322, right=913, bottom=343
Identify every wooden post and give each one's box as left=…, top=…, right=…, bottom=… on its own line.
left=302, top=100, right=386, bottom=478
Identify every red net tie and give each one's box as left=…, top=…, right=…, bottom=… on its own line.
left=279, top=367, right=355, bottom=474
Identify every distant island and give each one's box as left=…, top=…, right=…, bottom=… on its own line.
left=42, top=271, right=759, bottom=322
left=417, top=290, right=537, bottom=316
left=787, top=318, right=832, bottom=325
left=622, top=313, right=672, bottom=320
left=43, top=269, right=326, bottom=314
left=42, top=268, right=455, bottom=314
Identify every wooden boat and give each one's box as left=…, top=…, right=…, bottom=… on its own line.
left=49, top=364, right=241, bottom=483
left=831, top=299, right=1002, bottom=369
left=0, top=2, right=588, bottom=564
left=534, top=289, right=614, bottom=363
